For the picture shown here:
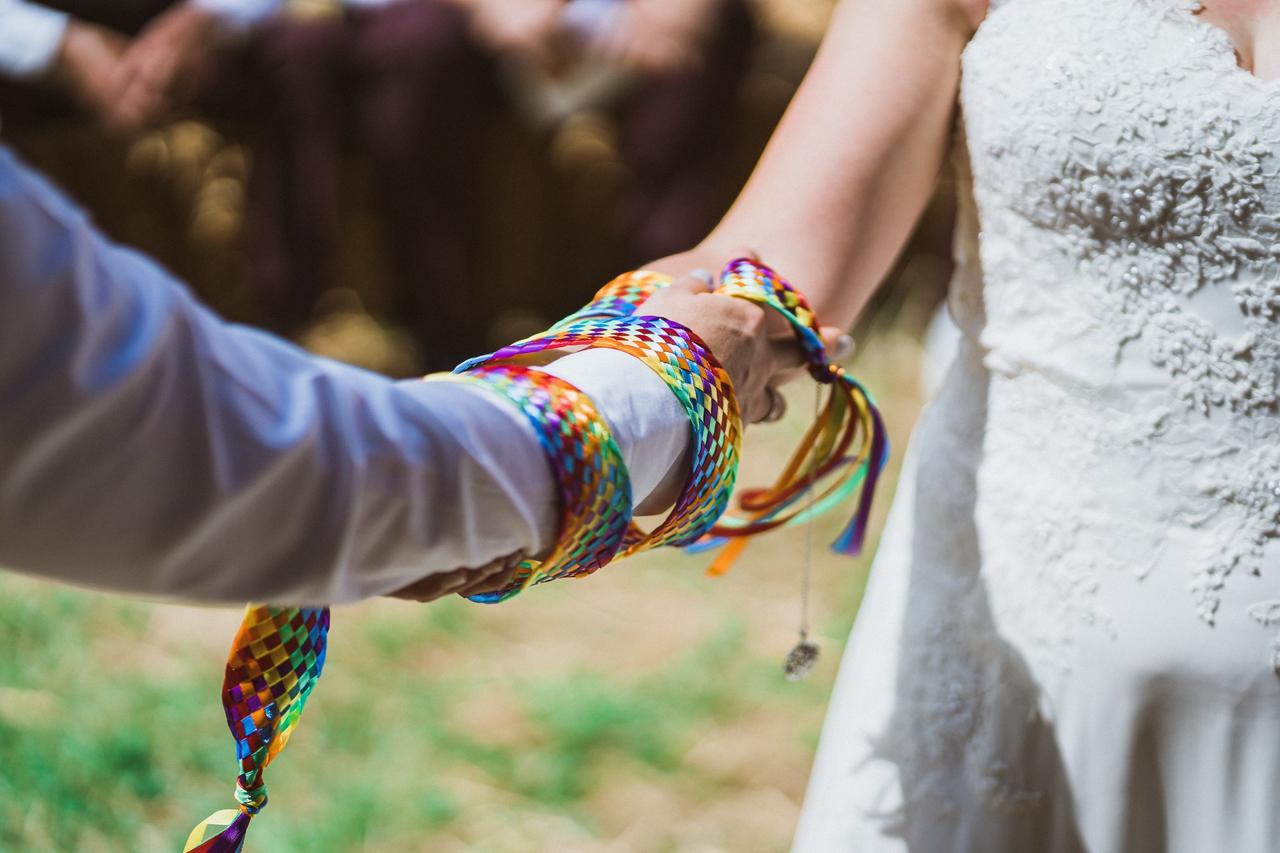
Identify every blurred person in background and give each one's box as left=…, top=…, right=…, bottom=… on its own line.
left=83, top=0, right=753, bottom=370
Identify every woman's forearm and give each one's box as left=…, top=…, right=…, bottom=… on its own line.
left=698, top=0, right=984, bottom=328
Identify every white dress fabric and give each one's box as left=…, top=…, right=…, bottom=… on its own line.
left=795, top=2, right=1280, bottom=850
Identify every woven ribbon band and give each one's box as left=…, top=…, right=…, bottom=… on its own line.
left=185, top=257, right=888, bottom=851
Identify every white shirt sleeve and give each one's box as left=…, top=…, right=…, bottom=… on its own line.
left=0, top=0, right=68, bottom=79
left=0, top=145, right=690, bottom=605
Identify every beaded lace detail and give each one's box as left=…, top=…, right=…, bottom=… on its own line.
left=879, top=0, right=1280, bottom=823
left=968, top=0, right=1280, bottom=648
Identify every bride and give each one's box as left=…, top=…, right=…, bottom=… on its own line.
left=658, top=0, right=1280, bottom=850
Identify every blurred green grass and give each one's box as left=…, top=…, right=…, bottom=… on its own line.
left=0, top=329, right=926, bottom=852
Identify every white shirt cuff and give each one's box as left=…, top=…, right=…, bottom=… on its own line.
left=540, top=348, right=692, bottom=507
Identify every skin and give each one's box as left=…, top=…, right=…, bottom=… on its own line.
left=47, top=19, right=129, bottom=122
left=391, top=274, right=840, bottom=602
left=653, top=0, right=990, bottom=329
left=107, top=2, right=221, bottom=131
left=400, top=0, right=988, bottom=602
left=1194, top=0, right=1280, bottom=81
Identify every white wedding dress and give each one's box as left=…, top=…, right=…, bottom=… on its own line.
left=793, top=1, right=1280, bottom=850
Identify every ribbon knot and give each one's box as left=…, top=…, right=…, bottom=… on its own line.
left=235, top=781, right=268, bottom=815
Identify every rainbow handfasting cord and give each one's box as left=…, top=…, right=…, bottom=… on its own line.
left=184, top=259, right=887, bottom=851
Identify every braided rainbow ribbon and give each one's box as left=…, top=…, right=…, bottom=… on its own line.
left=427, top=365, right=634, bottom=601
left=186, top=257, right=887, bottom=850
left=457, top=314, right=742, bottom=564
left=497, top=257, right=890, bottom=573
left=184, top=607, right=328, bottom=852
left=702, top=259, right=889, bottom=572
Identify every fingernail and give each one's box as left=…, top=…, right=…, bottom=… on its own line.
left=834, top=334, right=855, bottom=360
left=689, top=268, right=714, bottom=285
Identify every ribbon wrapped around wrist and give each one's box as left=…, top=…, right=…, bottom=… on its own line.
left=457, top=314, right=742, bottom=563
left=184, top=257, right=887, bottom=851
left=428, top=364, right=634, bottom=601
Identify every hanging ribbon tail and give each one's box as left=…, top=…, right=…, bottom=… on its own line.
left=832, top=396, right=890, bottom=556
left=184, top=809, right=251, bottom=853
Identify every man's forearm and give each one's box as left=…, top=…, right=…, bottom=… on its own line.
left=0, top=145, right=691, bottom=605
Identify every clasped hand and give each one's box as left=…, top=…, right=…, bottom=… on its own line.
left=391, top=262, right=848, bottom=603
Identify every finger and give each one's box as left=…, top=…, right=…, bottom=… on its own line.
left=743, top=377, right=776, bottom=424
left=388, top=568, right=470, bottom=603
left=664, top=270, right=715, bottom=295
left=459, top=565, right=521, bottom=596
left=820, top=327, right=855, bottom=360
left=632, top=271, right=715, bottom=315
left=457, top=553, right=525, bottom=596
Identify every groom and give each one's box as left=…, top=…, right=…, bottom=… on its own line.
left=0, top=143, right=801, bottom=606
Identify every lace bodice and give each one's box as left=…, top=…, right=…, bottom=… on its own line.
left=793, top=3, right=1280, bottom=846
left=956, top=0, right=1280, bottom=658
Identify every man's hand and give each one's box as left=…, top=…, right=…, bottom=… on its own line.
left=386, top=551, right=526, bottom=603
left=49, top=20, right=129, bottom=121
left=108, top=2, right=222, bottom=130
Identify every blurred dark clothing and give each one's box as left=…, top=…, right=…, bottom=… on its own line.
left=200, top=0, right=495, bottom=370
left=33, top=0, right=176, bottom=33
left=202, top=0, right=756, bottom=370
left=0, top=0, right=756, bottom=372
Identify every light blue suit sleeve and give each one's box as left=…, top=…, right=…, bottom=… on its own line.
left=0, top=146, right=688, bottom=604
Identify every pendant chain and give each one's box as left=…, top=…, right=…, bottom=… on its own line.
left=799, top=383, right=819, bottom=643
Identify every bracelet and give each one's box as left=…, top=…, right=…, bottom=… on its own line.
left=459, top=314, right=742, bottom=557
left=550, top=269, right=671, bottom=328
left=516, top=258, right=890, bottom=569
left=427, top=364, right=634, bottom=601
left=185, top=259, right=887, bottom=851
left=185, top=366, right=633, bottom=850
left=702, top=258, right=890, bottom=571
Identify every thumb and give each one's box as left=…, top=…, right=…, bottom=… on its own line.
left=663, top=268, right=715, bottom=295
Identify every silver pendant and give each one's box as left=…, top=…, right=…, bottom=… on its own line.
left=783, top=639, right=820, bottom=681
